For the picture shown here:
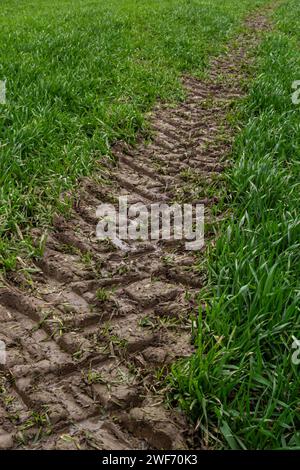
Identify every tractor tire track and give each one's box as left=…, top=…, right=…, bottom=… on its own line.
left=0, top=7, right=273, bottom=450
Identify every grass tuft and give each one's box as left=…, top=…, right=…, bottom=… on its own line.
left=0, top=0, right=268, bottom=270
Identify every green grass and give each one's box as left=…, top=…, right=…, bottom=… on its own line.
left=0, top=0, right=268, bottom=271
left=170, top=0, right=300, bottom=450
left=1, top=0, right=298, bottom=450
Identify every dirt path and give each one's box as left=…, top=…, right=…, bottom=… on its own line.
left=0, top=7, right=273, bottom=450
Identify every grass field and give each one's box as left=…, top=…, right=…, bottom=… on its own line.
left=0, top=0, right=268, bottom=270
left=0, top=0, right=299, bottom=452
left=170, top=0, right=300, bottom=450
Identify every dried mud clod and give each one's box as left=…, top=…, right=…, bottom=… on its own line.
left=0, top=9, right=273, bottom=450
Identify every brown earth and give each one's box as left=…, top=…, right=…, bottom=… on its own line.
left=0, top=7, right=273, bottom=450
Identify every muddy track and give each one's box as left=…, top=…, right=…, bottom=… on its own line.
left=0, top=8, right=273, bottom=450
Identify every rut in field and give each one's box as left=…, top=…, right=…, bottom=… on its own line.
left=0, top=10, right=272, bottom=450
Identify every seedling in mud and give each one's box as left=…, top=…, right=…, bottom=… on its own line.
left=16, top=431, right=29, bottom=446
left=32, top=309, right=53, bottom=332
left=0, top=380, right=16, bottom=408
left=101, top=238, right=117, bottom=251
left=0, top=0, right=296, bottom=453
left=107, top=194, right=119, bottom=205
left=184, top=290, right=194, bottom=302
left=21, top=410, right=50, bottom=431
left=41, top=314, right=65, bottom=339
left=126, top=361, right=140, bottom=378
left=179, top=168, right=204, bottom=183
left=61, top=302, right=75, bottom=314
left=115, top=263, right=129, bottom=275
left=100, top=321, right=113, bottom=338
left=95, top=259, right=104, bottom=271
left=3, top=394, right=15, bottom=407
left=29, top=232, right=48, bottom=260
left=95, top=287, right=111, bottom=302
left=151, top=276, right=161, bottom=283
left=158, top=316, right=181, bottom=329
left=139, top=316, right=155, bottom=328
left=72, top=349, right=84, bottom=361
left=162, top=255, right=174, bottom=266
left=60, top=434, right=81, bottom=449
left=59, top=243, right=78, bottom=255
left=80, top=251, right=93, bottom=267
left=153, top=365, right=168, bottom=382
left=4, top=372, right=16, bottom=387
left=109, top=335, right=128, bottom=351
